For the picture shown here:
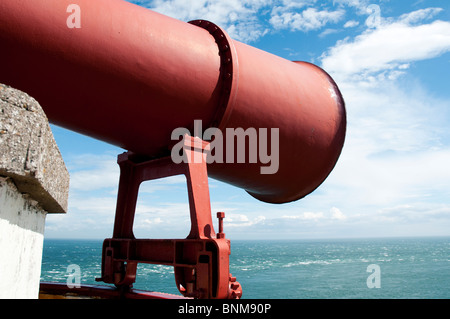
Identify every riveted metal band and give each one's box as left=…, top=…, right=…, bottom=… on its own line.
left=189, top=20, right=237, bottom=130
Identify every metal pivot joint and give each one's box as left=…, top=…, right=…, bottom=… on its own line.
left=96, top=135, right=242, bottom=299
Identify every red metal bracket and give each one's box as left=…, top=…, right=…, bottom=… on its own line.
left=96, top=135, right=242, bottom=299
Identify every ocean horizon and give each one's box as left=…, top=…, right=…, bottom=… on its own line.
left=41, top=236, right=450, bottom=299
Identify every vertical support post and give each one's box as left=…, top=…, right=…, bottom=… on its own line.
left=183, top=135, right=215, bottom=239
left=112, top=154, right=141, bottom=239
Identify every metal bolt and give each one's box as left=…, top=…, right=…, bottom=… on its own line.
left=217, top=212, right=225, bottom=239
left=231, top=282, right=239, bottom=290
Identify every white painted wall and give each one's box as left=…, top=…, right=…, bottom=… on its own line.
left=0, top=177, right=47, bottom=299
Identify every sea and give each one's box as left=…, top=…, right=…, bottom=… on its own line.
left=40, top=236, right=450, bottom=299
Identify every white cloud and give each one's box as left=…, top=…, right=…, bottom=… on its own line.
left=319, top=28, right=340, bottom=38
left=398, top=7, right=443, bottom=25
left=142, top=0, right=272, bottom=42
left=141, top=217, right=163, bottom=225
left=321, top=10, right=450, bottom=80
left=130, top=202, right=193, bottom=237
left=270, top=7, right=345, bottom=31
left=320, top=75, right=450, bottom=213
left=313, top=7, right=450, bottom=238
left=137, top=0, right=363, bottom=42
left=68, top=195, right=117, bottom=214
left=135, top=202, right=189, bottom=217
left=332, top=0, right=370, bottom=11
left=226, top=214, right=266, bottom=228
left=138, top=175, right=187, bottom=194
left=344, top=20, right=359, bottom=28
left=227, top=214, right=250, bottom=222
left=68, top=155, right=119, bottom=191
left=331, top=207, right=347, bottom=220
left=281, top=208, right=347, bottom=222
left=282, top=212, right=325, bottom=220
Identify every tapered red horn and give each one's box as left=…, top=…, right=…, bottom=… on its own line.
left=0, top=0, right=346, bottom=204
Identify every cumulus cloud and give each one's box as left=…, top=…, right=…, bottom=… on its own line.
left=282, top=212, right=325, bottom=220
left=313, top=6, right=450, bottom=238
left=319, top=7, right=450, bottom=158
left=69, top=155, right=119, bottom=191
left=138, top=0, right=272, bottom=42
left=321, top=9, right=450, bottom=80
left=138, top=175, right=187, bottom=194
left=281, top=208, right=346, bottom=222
left=331, top=207, right=347, bottom=220
left=398, top=7, right=443, bottom=25
left=332, top=0, right=370, bottom=11
left=135, top=0, right=361, bottom=42
left=226, top=214, right=266, bottom=228
left=270, top=7, right=345, bottom=31
left=343, top=20, right=359, bottom=28
left=319, top=28, right=340, bottom=38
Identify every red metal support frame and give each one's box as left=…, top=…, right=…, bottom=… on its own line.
left=96, top=135, right=242, bottom=299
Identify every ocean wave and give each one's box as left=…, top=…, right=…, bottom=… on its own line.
left=282, top=260, right=333, bottom=267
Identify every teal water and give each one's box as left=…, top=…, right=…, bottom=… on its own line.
left=40, top=237, right=450, bottom=299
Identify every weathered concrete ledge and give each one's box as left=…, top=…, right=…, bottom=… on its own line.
left=0, top=83, right=69, bottom=214
left=0, top=83, right=69, bottom=298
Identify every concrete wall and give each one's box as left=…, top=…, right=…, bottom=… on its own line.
left=0, top=177, right=47, bottom=298
left=0, top=84, right=69, bottom=298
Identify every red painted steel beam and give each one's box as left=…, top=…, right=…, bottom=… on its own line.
left=39, top=281, right=187, bottom=299
left=0, top=0, right=346, bottom=204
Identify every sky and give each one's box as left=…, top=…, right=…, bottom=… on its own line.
left=45, top=0, right=450, bottom=240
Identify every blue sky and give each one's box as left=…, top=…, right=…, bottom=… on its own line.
left=46, top=0, right=450, bottom=240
